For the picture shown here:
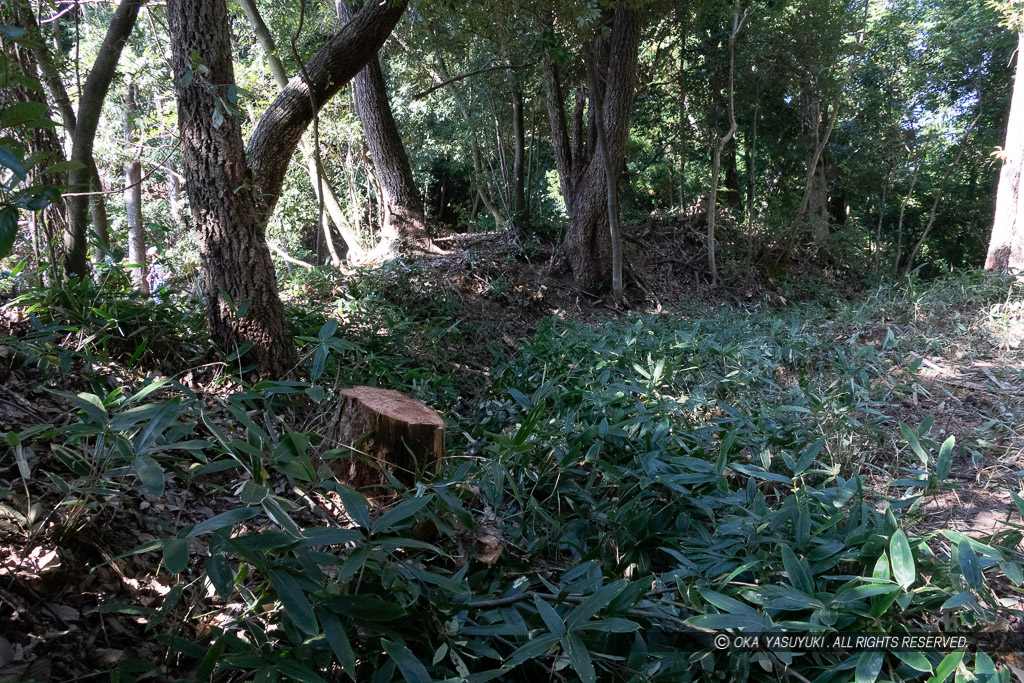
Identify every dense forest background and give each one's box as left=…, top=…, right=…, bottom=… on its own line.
left=1, top=0, right=1021, bottom=295
left=2, top=0, right=1024, bottom=681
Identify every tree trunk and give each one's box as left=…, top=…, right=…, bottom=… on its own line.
left=543, top=3, right=641, bottom=291
left=808, top=161, right=829, bottom=244
left=14, top=0, right=121, bottom=271
left=355, top=55, right=428, bottom=256
left=705, top=5, right=746, bottom=285
left=166, top=160, right=182, bottom=224
left=1, top=12, right=70, bottom=270
left=337, top=1, right=427, bottom=259
left=125, top=159, right=146, bottom=288
left=471, top=139, right=505, bottom=228
left=168, top=0, right=296, bottom=379
left=892, top=154, right=920, bottom=276
left=168, top=0, right=405, bottom=379
left=510, top=69, right=528, bottom=232
left=585, top=44, right=623, bottom=301
left=63, top=0, right=143, bottom=279
left=802, top=86, right=830, bottom=245
left=986, top=27, right=1024, bottom=274
left=124, top=82, right=148, bottom=293
left=780, top=0, right=868, bottom=260
left=325, top=386, right=445, bottom=494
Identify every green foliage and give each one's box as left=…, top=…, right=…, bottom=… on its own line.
left=8, top=271, right=1022, bottom=682
left=289, top=261, right=465, bottom=405
left=0, top=24, right=67, bottom=260
left=5, top=274, right=206, bottom=371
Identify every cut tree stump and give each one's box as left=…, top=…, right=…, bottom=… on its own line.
left=324, top=386, right=445, bottom=493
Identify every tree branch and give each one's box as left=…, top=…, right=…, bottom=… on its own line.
left=411, top=62, right=532, bottom=100
left=245, top=0, right=408, bottom=225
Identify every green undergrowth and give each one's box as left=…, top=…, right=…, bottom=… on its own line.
left=3, top=266, right=208, bottom=374
left=3, top=269, right=1024, bottom=682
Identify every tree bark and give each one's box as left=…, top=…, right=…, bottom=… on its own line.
left=542, top=4, right=642, bottom=291
left=63, top=0, right=143, bottom=279
left=986, top=27, right=1024, bottom=274
left=124, top=82, right=148, bottom=293
left=246, top=0, right=408, bottom=227
left=168, top=0, right=296, bottom=379
left=167, top=0, right=405, bottom=378
left=585, top=44, right=623, bottom=301
left=355, top=55, right=428, bottom=255
left=337, top=1, right=427, bottom=259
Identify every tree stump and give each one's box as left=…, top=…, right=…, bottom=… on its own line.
left=324, top=386, right=445, bottom=493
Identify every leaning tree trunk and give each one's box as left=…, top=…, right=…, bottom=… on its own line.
left=337, top=1, right=427, bottom=258
left=63, top=0, right=142, bottom=280
left=543, top=4, right=642, bottom=291
left=245, top=0, right=409, bottom=227
left=168, top=0, right=296, bottom=379
left=124, top=82, right=148, bottom=293
left=236, top=0, right=364, bottom=262
left=986, top=27, right=1024, bottom=274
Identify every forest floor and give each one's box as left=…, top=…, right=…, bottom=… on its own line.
left=1, top=225, right=1023, bottom=681
left=383, top=225, right=1024, bottom=541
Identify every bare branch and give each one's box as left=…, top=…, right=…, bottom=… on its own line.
left=412, top=62, right=533, bottom=100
